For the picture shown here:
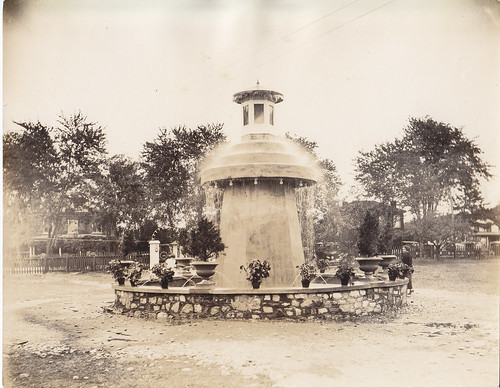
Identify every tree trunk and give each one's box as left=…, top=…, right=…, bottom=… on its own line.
left=435, top=244, right=441, bottom=260
left=45, top=221, right=60, bottom=272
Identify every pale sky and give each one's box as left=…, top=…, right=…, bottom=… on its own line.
left=3, top=0, right=500, bottom=207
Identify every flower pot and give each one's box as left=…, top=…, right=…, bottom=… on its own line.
left=129, top=280, right=136, bottom=287
left=301, top=279, right=311, bottom=288
left=192, top=261, right=218, bottom=281
left=340, top=276, right=350, bottom=286
left=117, top=278, right=125, bottom=286
left=160, top=278, right=169, bottom=289
left=388, top=274, right=397, bottom=281
left=252, top=281, right=260, bottom=289
left=355, top=257, right=383, bottom=280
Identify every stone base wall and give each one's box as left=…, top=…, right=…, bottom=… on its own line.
left=113, top=281, right=408, bottom=321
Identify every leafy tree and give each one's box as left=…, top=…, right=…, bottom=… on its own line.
left=405, top=213, right=472, bottom=259
left=121, top=229, right=137, bottom=256
left=314, top=158, right=342, bottom=245
left=141, top=124, right=226, bottom=227
left=356, top=117, right=491, bottom=216
left=3, top=112, right=107, bottom=256
left=94, top=154, right=147, bottom=246
left=336, top=201, right=402, bottom=257
left=468, top=204, right=500, bottom=225
left=355, top=117, right=491, bottom=253
left=285, top=133, right=343, bottom=259
left=3, top=122, right=58, bottom=255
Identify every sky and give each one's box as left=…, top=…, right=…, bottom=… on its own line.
left=3, top=0, right=500, bottom=207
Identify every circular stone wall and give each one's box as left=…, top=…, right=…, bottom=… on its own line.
left=113, top=280, right=408, bottom=321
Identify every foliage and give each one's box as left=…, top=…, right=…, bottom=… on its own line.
left=3, top=113, right=108, bottom=256
left=179, top=217, right=225, bottom=261
left=95, top=155, right=147, bottom=241
left=119, top=222, right=179, bottom=255
left=405, top=213, right=471, bottom=259
left=151, top=263, right=175, bottom=282
left=127, top=262, right=143, bottom=283
left=240, top=260, right=271, bottom=285
left=22, top=235, right=118, bottom=256
left=315, top=253, right=330, bottom=272
left=314, top=158, right=343, bottom=246
left=355, top=117, right=491, bottom=250
left=108, top=260, right=127, bottom=280
left=468, top=204, right=500, bottom=226
left=387, top=261, right=414, bottom=279
left=285, top=133, right=342, bottom=252
left=356, top=117, right=491, bottom=214
left=335, top=259, right=356, bottom=280
left=121, top=230, right=137, bottom=256
left=296, top=263, right=317, bottom=281
left=3, top=121, right=58, bottom=254
left=377, top=214, right=394, bottom=255
left=357, top=211, right=379, bottom=257
left=335, top=201, right=400, bottom=257
left=336, top=202, right=375, bottom=256
left=141, top=124, right=226, bottom=227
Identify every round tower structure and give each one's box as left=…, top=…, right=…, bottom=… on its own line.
left=200, top=83, right=318, bottom=287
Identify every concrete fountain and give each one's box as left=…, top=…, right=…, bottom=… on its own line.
left=113, top=83, right=408, bottom=320
left=200, top=82, right=319, bottom=288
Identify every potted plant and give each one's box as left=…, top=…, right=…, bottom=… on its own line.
left=151, top=263, right=175, bottom=289
left=399, top=262, right=414, bottom=279
left=315, top=254, right=330, bottom=274
left=181, top=217, right=226, bottom=283
left=335, top=260, right=356, bottom=286
left=387, top=263, right=400, bottom=281
left=240, top=259, right=271, bottom=289
left=108, top=259, right=126, bottom=285
left=387, top=261, right=414, bottom=281
left=296, top=263, right=316, bottom=288
left=127, top=261, right=143, bottom=287
left=355, top=211, right=382, bottom=279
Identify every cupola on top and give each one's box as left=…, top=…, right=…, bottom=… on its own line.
left=232, top=81, right=283, bottom=136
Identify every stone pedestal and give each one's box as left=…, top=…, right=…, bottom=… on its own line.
left=149, top=240, right=160, bottom=269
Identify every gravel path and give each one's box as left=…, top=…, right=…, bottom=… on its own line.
left=3, top=262, right=499, bottom=387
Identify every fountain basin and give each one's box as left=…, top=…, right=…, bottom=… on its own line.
left=113, top=279, right=408, bottom=321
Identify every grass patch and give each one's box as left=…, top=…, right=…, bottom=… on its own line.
left=413, top=258, right=500, bottom=294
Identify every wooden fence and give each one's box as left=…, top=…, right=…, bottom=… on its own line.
left=3, top=253, right=150, bottom=274
left=405, top=243, right=498, bottom=260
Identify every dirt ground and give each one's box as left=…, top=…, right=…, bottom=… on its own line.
left=3, top=259, right=499, bottom=387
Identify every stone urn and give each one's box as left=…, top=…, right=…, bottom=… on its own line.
left=192, top=261, right=218, bottom=287
left=378, top=255, right=398, bottom=271
left=355, top=257, right=383, bottom=280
